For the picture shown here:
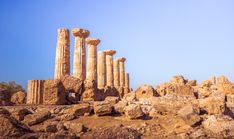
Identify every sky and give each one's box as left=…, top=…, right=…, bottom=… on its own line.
left=0, top=0, right=234, bottom=90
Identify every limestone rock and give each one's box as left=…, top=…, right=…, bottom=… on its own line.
left=104, top=96, right=119, bottom=105
left=64, top=122, right=84, bottom=134
left=43, top=79, right=67, bottom=105
left=11, top=108, right=32, bottom=121
left=25, top=110, right=51, bottom=126
left=123, top=92, right=136, bottom=102
left=135, top=85, right=159, bottom=100
left=60, top=75, right=83, bottom=94
left=0, top=88, right=11, bottom=106
left=177, top=104, right=201, bottom=127
left=170, top=75, right=187, bottom=85
left=0, top=114, right=31, bottom=138
left=81, top=80, right=101, bottom=101
left=70, top=103, right=90, bottom=117
left=44, top=122, right=58, bottom=133
left=199, top=94, right=225, bottom=115
left=217, top=76, right=234, bottom=94
left=202, top=115, right=234, bottom=137
left=94, top=101, right=113, bottom=116
left=11, top=91, right=26, bottom=105
left=114, top=101, right=127, bottom=114
left=125, top=104, right=144, bottom=119
left=186, top=80, right=197, bottom=86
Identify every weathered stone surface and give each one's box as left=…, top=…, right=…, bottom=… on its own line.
left=97, top=51, right=106, bottom=89
left=54, top=28, right=70, bottom=79
left=0, top=88, right=11, bottom=106
left=64, top=103, right=90, bottom=117
left=113, top=59, right=120, bottom=88
left=82, top=124, right=141, bottom=139
left=94, top=101, right=113, bottom=116
left=11, top=108, right=32, bottom=121
left=102, top=86, right=120, bottom=99
left=186, top=80, right=197, bottom=86
left=25, top=110, right=51, bottom=126
left=43, top=80, right=67, bottom=105
left=170, top=75, right=187, bottom=85
left=177, top=104, right=201, bottom=127
left=44, top=122, right=58, bottom=133
left=105, top=50, right=116, bottom=87
left=125, top=104, right=144, bottom=119
left=199, top=94, right=225, bottom=115
left=27, top=80, right=44, bottom=104
left=64, top=122, right=84, bottom=134
left=0, top=114, right=31, bottom=138
left=118, top=57, right=126, bottom=87
left=114, top=101, right=127, bottom=114
left=135, top=85, right=159, bottom=100
left=11, top=91, right=26, bottom=105
left=202, top=115, right=234, bottom=137
left=123, top=92, right=136, bottom=102
left=104, top=96, right=119, bottom=106
left=81, top=80, right=101, bottom=101
left=86, top=38, right=100, bottom=82
left=217, top=76, right=234, bottom=94
left=60, top=75, right=83, bottom=93
left=125, top=73, right=130, bottom=90
left=72, top=28, right=90, bottom=80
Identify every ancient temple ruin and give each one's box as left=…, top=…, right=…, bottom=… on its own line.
left=27, top=28, right=130, bottom=105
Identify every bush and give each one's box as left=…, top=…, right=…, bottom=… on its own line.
left=0, top=81, right=25, bottom=96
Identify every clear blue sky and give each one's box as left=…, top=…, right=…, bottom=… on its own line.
left=0, top=0, right=234, bottom=90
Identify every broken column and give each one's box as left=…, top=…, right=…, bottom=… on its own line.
left=72, top=28, right=90, bottom=80
left=118, top=57, right=126, bottom=87
left=54, top=28, right=70, bottom=79
left=97, top=51, right=106, bottom=89
left=27, top=80, right=44, bottom=104
left=105, top=50, right=116, bottom=87
left=113, top=59, right=120, bottom=87
left=86, top=38, right=101, bottom=82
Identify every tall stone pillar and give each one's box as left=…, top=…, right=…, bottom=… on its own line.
left=105, top=50, right=116, bottom=87
left=113, top=59, right=120, bottom=87
left=86, top=38, right=101, bottom=82
left=97, top=51, right=106, bottom=88
left=54, top=28, right=70, bottom=79
left=118, top=57, right=126, bottom=87
left=125, top=73, right=130, bottom=89
left=72, top=28, right=90, bottom=80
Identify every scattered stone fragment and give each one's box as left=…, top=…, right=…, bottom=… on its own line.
left=104, top=96, right=119, bottom=105
left=125, top=104, right=144, bottom=119
left=11, top=91, right=26, bottom=105
left=26, top=110, right=51, bottom=126
left=135, top=85, right=159, bottom=100
left=93, top=101, right=113, bottom=116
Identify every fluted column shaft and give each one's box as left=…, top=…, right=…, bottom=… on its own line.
left=97, top=51, right=106, bottom=88
left=72, top=28, right=90, bottom=80
left=86, top=38, right=100, bottom=82
left=125, top=73, right=130, bottom=89
left=119, top=57, right=126, bottom=87
left=54, top=28, right=70, bottom=79
left=114, top=59, right=120, bottom=87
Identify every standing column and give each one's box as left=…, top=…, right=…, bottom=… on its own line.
left=105, top=50, right=116, bottom=87
left=97, top=51, right=106, bottom=88
left=118, top=57, right=126, bottom=87
left=113, top=59, right=120, bottom=87
left=54, top=28, right=70, bottom=79
left=125, top=73, right=130, bottom=89
left=86, top=38, right=101, bottom=82
left=72, top=28, right=90, bottom=80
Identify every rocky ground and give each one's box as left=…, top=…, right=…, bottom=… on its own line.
left=1, top=75, right=234, bottom=139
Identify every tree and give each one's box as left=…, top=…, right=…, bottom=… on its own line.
left=0, top=81, right=25, bottom=96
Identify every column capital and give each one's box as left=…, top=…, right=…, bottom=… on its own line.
left=86, top=38, right=101, bottom=46
left=118, top=57, right=126, bottom=62
left=104, top=50, right=116, bottom=56
left=72, top=28, right=90, bottom=38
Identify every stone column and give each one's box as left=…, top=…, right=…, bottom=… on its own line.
left=27, top=80, right=44, bottom=104
left=104, top=50, right=116, bottom=87
left=72, top=28, right=90, bottom=80
left=54, top=28, right=70, bottom=79
left=97, top=51, right=106, bottom=88
left=125, top=73, right=130, bottom=89
left=113, top=59, right=120, bottom=87
left=86, top=38, right=101, bottom=82
left=118, top=57, right=126, bottom=87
